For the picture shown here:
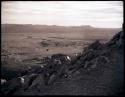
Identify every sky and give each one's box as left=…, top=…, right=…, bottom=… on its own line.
left=1, top=1, right=123, bottom=28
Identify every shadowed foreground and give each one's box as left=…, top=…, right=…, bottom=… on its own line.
left=1, top=31, right=124, bottom=96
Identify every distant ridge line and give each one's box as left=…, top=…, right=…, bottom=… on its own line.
left=1, top=24, right=121, bottom=29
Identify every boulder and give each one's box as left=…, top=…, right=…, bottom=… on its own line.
left=20, top=74, right=38, bottom=90
left=51, top=54, right=71, bottom=65
left=1, top=77, right=22, bottom=95
left=28, top=74, right=45, bottom=90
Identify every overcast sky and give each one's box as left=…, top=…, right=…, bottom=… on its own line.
left=2, top=1, right=123, bottom=28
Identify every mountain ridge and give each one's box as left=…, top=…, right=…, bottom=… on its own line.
left=2, top=24, right=121, bottom=29
left=2, top=24, right=121, bottom=33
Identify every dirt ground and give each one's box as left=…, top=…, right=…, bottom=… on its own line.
left=1, top=24, right=120, bottom=80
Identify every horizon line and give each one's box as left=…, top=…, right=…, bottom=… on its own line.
left=2, top=23, right=122, bottom=29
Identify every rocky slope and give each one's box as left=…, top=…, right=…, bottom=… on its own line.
left=1, top=31, right=124, bottom=96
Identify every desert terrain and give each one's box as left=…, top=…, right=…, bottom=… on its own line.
left=1, top=24, right=123, bottom=96
left=1, top=24, right=121, bottom=77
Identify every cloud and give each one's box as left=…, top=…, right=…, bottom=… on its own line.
left=1, top=1, right=123, bottom=28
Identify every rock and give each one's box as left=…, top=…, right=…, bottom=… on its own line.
left=116, top=31, right=124, bottom=48
left=90, top=64, right=97, bottom=69
left=70, top=53, right=82, bottom=66
left=53, top=59, right=62, bottom=65
left=81, top=50, right=100, bottom=62
left=28, top=74, right=45, bottom=89
left=40, top=41, right=50, bottom=47
left=100, top=49, right=111, bottom=57
left=87, top=40, right=103, bottom=50
left=19, top=77, right=25, bottom=84
left=47, top=73, right=57, bottom=85
left=41, top=57, right=51, bottom=64
left=84, top=58, right=97, bottom=69
left=20, top=74, right=38, bottom=90
left=1, top=79, right=7, bottom=85
left=44, top=54, right=71, bottom=73
left=84, top=54, right=109, bottom=70
left=38, top=54, right=72, bottom=85
left=84, top=61, right=92, bottom=69
left=1, top=77, right=22, bottom=95
left=51, top=54, right=71, bottom=64
left=97, top=56, right=110, bottom=64
left=110, top=31, right=121, bottom=42
left=106, top=31, right=124, bottom=48
left=65, top=56, right=71, bottom=61
left=57, top=64, right=69, bottom=77
left=23, top=65, right=44, bottom=75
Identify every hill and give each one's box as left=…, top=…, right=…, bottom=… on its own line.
left=2, top=24, right=121, bottom=34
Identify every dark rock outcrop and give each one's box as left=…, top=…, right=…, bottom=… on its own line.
left=106, top=31, right=124, bottom=48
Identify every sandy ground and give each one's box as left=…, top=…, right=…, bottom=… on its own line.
left=2, top=31, right=114, bottom=70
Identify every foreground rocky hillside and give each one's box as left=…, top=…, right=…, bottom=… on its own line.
left=1, top=30, right=124, bottom=96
